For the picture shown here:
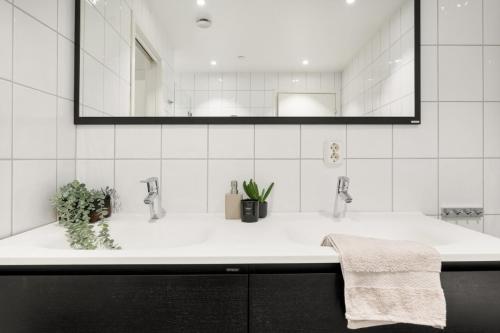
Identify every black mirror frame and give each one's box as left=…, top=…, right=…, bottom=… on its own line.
left=74, top=0, right=420, bottom=125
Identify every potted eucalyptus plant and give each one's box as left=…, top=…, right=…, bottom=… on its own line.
left=52, top=180, right=120, bottom=250
left=243, top=179, right=274, bottom=219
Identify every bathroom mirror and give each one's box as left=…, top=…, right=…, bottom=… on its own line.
left=75, top=0, right=420, bottom=125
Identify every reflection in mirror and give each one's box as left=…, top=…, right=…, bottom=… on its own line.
left=77, top=0, right=417, bottom=121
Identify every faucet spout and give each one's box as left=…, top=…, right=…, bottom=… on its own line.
left=141, top=177, right=165, bottom=221
left=334, top=176, right=353, bottom=219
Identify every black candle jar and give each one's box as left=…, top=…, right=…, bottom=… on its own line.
left=241, top=199, right=259, bottom=223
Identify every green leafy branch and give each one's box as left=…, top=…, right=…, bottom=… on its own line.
left=52, top=180, right=120, bottom=250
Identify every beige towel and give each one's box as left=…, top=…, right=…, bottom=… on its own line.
left=322, top=234, right=446, bottom=330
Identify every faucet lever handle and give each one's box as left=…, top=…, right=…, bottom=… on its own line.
left=140, top=177, right=159, bottom=192
left=337, top=176, right=350, bottom=192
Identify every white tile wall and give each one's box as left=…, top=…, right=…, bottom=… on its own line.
left=1, top=0, right=500, bottom=239
left=341, top=0, right=415, bottom=117
left=175, top=71, right=342, bottom=117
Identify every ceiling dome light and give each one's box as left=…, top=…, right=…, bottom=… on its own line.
left=197, top=0, right=206, bottom=7
left=196, top=17, right=212, bottom=28
left=210, top=60, right=217, bottom=66
left=346, top=0, right=356, bottom=4
left=302, top=59, right=309, bottom=66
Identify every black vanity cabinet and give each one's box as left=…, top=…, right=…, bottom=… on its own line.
left=1, top=264, right=500, bottom=333
left=249, top=272, right=347, bottom=332
left=0, top=273, right=248, bottom=333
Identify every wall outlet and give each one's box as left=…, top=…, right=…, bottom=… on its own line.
left=323, top=141, right=343, bottom=167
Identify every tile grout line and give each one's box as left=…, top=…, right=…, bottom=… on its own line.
left=299, top=125, right=302, bottom=212
left=55, top=0, right=59, bottom=203
left=436, top=0, right=441, bottom=219
left=9, top=0, right=14, bottom=236
left=482, top=0, right=485, bottom=232
left=206, top=125, right=210, bottom=213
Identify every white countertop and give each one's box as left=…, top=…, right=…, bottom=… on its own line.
left=1, top=212, right=500, bottom=265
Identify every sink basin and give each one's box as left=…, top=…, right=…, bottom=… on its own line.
left=42, top=215, right=214, bottom=250
left=284, top=214, right=462, bottom=247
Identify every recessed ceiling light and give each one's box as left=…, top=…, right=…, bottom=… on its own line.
left=302, top=59, right=309, bottom=66
left=197, top=0, right=206, bottom=7
left=210, top=60, right=217, bottom=66
left=346, top=0, right=356, bottom=4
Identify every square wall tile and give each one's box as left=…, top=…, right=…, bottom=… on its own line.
left=14, top=0, right=58, bottom=29
left=421, top=0, right=438, bottom=44
left=162, top=160, right=207, bottom=213
left=208, top=160, right=254, bottom=213
left=12, top=160, right=56, bottom=234
left=76, top=159, right=114, bottom=189
left=438, top=0, right=482, bottom=45
left=115, top=125, right=161, bottom=159
left=484, top=0, right=500, bottom=45
left=83, top=53, right=104, bottom=111
left=439, top=102, right=483, bottom=158
left=0, top=0, right=12, bottom=80
left=439, top=46, right=483, bottom=101
left=439, top=159, right=483, bottom=208
left=255, top=160, right=300, bottom=212
left=57, top=98, right=76, bottom=159
left=58, top=0, right=75, bottom=41
left=301, top=160, right=346, bottom=213
left=455, top=218, right=484, bottom=233
left=57, top=160, right=75, bottom=188
left=115, top=160, right=161, bottom=214
left=393, top=159, right=438, bottom=215
left=237, top=73, right=251, bottom=90
left=301, top=125, right=346, bottom=159
left=76, top=125, right=115, bottom=159
left=484, top=47, right=500, bottom=102
left=13, top=9, right=57, bottom=94
left=251, top=73, right=266, bottom=90
left=346, top=125, right=392, bottom=158
left=58, top=36, right=74, bottom=100
left=0, top=161, right=11, bottom=238
left=484, top=215, right=500, bottom=238
left=484, top=103, right=500, bottom=158
left=195, top=73, right=209, bottom=90
left=255, top=125, right=300, bottom=159
left=208, top=125, right=254, bottom=159
left=484, top=159, right=500, bottom=214
left=394, top=102, right=438, bottom=158
left=163, top=125, right=208, bottom=158
left=0, top=80, right=12, bottom=159
left=346, top=159, right=392, bottom=212
left=209, top=73, right=223, bottom=90
left=421, top=46, right=438, bottom=101
left=13, top=85, right=56, bottom=159
left=83, top=0, right=104, bottom=62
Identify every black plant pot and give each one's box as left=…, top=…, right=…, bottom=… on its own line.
left=241, top=199, right=259, bottom=223
left=103, top=195, right=112, bottom=218
left=259, top=202, right=268, bottom=218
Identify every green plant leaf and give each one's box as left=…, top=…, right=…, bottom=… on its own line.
left=262, top=182, right=274, bottom=202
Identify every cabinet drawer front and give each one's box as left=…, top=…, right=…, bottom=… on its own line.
left=0, top=275, right=248, bottom=333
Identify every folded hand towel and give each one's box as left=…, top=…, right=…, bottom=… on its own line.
left=322, top=234, right=446, bottom=330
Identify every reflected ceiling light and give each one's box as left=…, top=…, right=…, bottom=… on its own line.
left=197, top=0, right=206, bottom=7
left=210, top=60, right=217, bottom=66
left=346, top=0, right=356, bottom=4
left=302, top=59, right=309, bottom=66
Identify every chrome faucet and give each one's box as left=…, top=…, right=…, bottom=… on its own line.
left=333, top=176, right=352, bottom=219
left=141, top=177, right=165, bottom=221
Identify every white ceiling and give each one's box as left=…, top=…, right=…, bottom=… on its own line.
left=147, top=0, right=408, bottom=72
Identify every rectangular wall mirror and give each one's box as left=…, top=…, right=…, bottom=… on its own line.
left=75, top=0, right=420, bottom=125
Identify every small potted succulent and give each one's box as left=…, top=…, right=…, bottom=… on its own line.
left=243, top=179, right=275, bottom=219
left=52, top=180, right=120, bottom=250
